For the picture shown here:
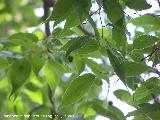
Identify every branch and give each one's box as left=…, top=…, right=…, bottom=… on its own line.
left=42, top=0, right=57, bottom=116
left=48, top=85, right=56, bottom=115
left=158, top=0, right=160, bottom=7
left=28, top=105, right=43, bottom=120
left=43, top=0, right=56, bottom=37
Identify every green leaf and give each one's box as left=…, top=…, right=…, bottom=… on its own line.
left=104, top=0, right=124, bottom=24
left=134, top=78, right=160, bottom=103
left=73, top=57, right=85, bottom=74
left=133, top=35, right=159, bottom=49
left=74, top=38, right=98, bottom=54
left=65, top=36, right=92, bottom=58
left=8, top=58, right=31, bottom=96
left=129, top=15, right=160, bottom=26
left=103, top=0, right=127, bottom=51
left=123, top=62, right=151, bottom=77
left=126, top=103, right=160, bottom=118
left=126, top=0, right=152, bottom=10
left=114, top=89, right=132, bottom=105
left=46, top=0, right=73, bottom=23
left=43, top=60, right=60, bottom=90
left=0, top=56, right=8, bottom=70
left=60, top=73, right=95, bottom=107
left=112, top=21, right=127, bottom=52
left=8, top=32, right=38, bottom=45
left=64, top=0, right=91, bottom=29
left=88, top=17, right=100, bottom=40
left=90, top=99, right=125, bottom=120
left=106, top=45, right=125, bottom=81
left=46, top=0, right=91, bottom=26
left=30, top=52, right=45, bottom=75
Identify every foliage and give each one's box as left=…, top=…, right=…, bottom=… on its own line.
left=0, top=0, right=160, bottom=120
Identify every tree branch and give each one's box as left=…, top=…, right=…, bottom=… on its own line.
left=28, top=105, right=43, bottom=120
left=42, top=0, right=57, bottom=116
left=157, top=0, right=160, bottom=7
left=43, top=0, right=51, bottom=37
left=48, top=85, right=57, bottom=115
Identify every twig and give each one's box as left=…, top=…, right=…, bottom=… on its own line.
left=106, top=82, right=110, bottom=100
left=141, top=48, right=158, bottom=61
left=48, top=85, right=57, bottom=115
left=158, top=0, right=160, bottom=7
left=43, top=0, right=53, bottom=37
left=98, top=6, right=104, bottom=38
left=28, top=105, right=43, bottom=120
left=43, top=0, right=57, bottom=116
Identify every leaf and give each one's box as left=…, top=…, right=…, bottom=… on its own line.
left=8, top=32, right=38, bottom=45
left=90, top=99, right=125, bottom=120
left=126, top=0, right=152, bottom=10
left=103, top=0, right=124, bottom=24
left=74, top=39, right=98, bottom=54
left=65, top=36, right=92, bottom=58
left=30, top=52, right=45, bottom=75
left=112, top=21, right=127, bottom=52
left=60, top=73, right=95, bottom=107
left=123, top=62, right=151, bottom=77
left=8, top=58, right=31, bottom=96
left=88, top=17, right=100, bottom=40
left=133, top=35, right=159, bottom=49
left=73, top=57, right=85, bottom=74
left=106, top=45, right=125, bottom=81
left=129, top=15, right=160, bottom=26
left=46, top=0, right=73, bottom=23
left=0, top=56, right=8, bottom=70
left=43, top=60, right=61, bottom=90
left=134, top=78, right=160, bottom=103
left=126, top=103, right=160, bottom=118
left=114, top=89, right=132, bottom=105
left=103, top=0, right=127, bottom=51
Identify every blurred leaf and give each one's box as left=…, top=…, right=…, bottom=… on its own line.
left=60, top=73, right=95, bottom=107
left=0, top=56, right=8, bottom=69
left=43, top=60, right=60, bottom=90
left=126, top=0, right=152, bottom=10
left=8, top=58, right=31, bottom=97
left=30, top=52, right=45, bottom=75
left=24, top=89, right=43, bottom=104
left=8, top=32, right=38, bottom=45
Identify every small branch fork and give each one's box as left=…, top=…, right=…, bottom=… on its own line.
left=141, top=47, right=160, bottom=61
